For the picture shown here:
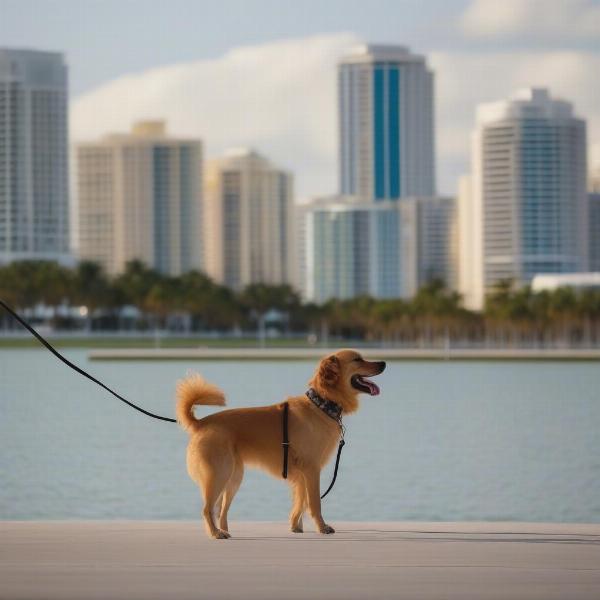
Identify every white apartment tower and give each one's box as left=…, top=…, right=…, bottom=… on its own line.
left=459, top=88, right=588, bottom=309
left=0, top=49, right=70, bottom=264
left=204, top=149, right=294, bottom=291
left=302, top=195, right=456, bottom=303
left=338, top=44, right=435, bottom=200
left=304, top=199, right=415, bottom=303
left=77, top=121, right=203, bottom=276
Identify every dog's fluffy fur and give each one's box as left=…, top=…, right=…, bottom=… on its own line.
left=176, top=349, right=385, bottom=539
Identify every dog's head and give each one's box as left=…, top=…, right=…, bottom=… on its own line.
left=309, top=349, right=386, bottom=413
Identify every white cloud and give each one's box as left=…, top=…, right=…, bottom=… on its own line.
left=72, top=34, right=600, bottom=199
left=72, top=33, right=360, bottom=199
left=460, top=0, right=600, bottom=40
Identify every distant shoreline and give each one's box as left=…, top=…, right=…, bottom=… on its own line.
left=3, top=336, right=600, bottom=360
left=86, top=347, right=600, bottom=361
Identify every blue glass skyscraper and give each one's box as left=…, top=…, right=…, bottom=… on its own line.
left=338, top=45, right=435, bottom=200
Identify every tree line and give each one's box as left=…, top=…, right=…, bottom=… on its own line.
left=2, top=260, right=600, bottom=346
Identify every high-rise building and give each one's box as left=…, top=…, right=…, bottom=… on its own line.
left=338, top=44, right=435, bottom=200
left=407, top=196, right=457, bottom=290
left=460, top=88, right=588, bottom=310
left=0, top=48, right=70, bottom=265
left=204, top=149, right=294, bottom=291
left=77, top=121, right=203, bottom=276
left=302, top=195, right=456, bottom=303
left=303, top=198, right=414, bottom=303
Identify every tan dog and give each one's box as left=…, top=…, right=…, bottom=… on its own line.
left=176, top=349, right=386, bottom=539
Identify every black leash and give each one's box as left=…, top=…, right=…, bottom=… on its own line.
left=281, top=393, right=346, bottom=499
left=0, top=298, right=176, bottom=423
left=320, top=438, right=345, bottom=499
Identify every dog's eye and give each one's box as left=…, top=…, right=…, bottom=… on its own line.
left=353, top=357, right=362, bottom=362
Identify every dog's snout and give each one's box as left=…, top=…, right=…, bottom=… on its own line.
left=377, top=361, right=386, bottom=373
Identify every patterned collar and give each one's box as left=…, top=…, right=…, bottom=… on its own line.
left=306, top=388, right=342, bottom=422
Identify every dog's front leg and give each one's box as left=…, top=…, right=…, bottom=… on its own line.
left=289, top=478, right=306, bottom=533
left=303, top=467, right=335, bottom=534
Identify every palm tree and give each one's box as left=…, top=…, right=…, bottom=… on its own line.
left=179, top=271, right=239, bottom=331
left=409, top=279, right=464, bottom=345
left=548, top=287, right=578, bottom=345
left=145, top=277, right=183, bottom=329
left=371, top=299, right=406, bottom=345
left=71, top=261, right=110, bottom=330
left=112, top=260, right=161, bottom=325
left=0, top=261, right=71, bottom=329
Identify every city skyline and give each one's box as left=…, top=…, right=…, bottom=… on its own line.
left=2, top=0, right=597, bottom=199
left=1, top=2, right=598, bottom=309
left=1, top=41, right=594, bottom=304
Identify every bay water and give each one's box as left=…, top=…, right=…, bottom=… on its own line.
left=1, top=348, right=599, bottom=523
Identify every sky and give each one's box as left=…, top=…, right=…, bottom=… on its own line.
left=1, top=0, right=599, bottom=198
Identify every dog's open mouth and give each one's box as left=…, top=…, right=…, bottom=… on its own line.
left=351, top=374, right=380, bottom=396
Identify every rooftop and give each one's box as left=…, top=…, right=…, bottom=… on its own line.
left=341, top=43, right=425, bottom=65
left=477, top=87, right=577, bottom=125
left=76, top=121, right=202, bottom=146
left=131, top=120, right=167, bottom=137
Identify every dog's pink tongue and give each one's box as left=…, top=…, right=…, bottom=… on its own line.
left=366, top=380, right=380, bottom=396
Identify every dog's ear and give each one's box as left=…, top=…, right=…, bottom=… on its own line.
left=319, top=355, right=340, bottom=387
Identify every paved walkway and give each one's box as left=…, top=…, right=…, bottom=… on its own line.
left=1, top=521, right=600, bottom=599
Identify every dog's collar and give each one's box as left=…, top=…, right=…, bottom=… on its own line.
left=306, top=388, right=342, bottom=422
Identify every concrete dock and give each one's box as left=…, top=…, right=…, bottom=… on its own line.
left=1, top=521, right=599, bottom=599
left=87, top=347, right=600, bottom=361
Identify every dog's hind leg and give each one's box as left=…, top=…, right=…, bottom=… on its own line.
left=198, top=444, right=233, bottom=539
left=289, top=478, right=307, bottom=533
left=218, top=460, right=243, bottom=533
left=201, top=481, right=230, bottom=539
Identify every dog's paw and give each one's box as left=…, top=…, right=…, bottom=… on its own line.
left=320, top=524, right=335, bottom=534
left=214, top=529, right=231, bottom=539
left=291, top=526, right=304, bottom=533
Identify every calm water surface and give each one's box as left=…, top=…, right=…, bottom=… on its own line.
left=1, top=348, right=599, bottom=523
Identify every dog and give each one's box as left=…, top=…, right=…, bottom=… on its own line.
left=176, top=349, right=386, bottom=539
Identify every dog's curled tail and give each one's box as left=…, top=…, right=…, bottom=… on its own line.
left=176, top=373, right=226, bottom=433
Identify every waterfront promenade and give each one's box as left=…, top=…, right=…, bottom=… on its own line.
left=1, top=521, right=599, bottom=599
